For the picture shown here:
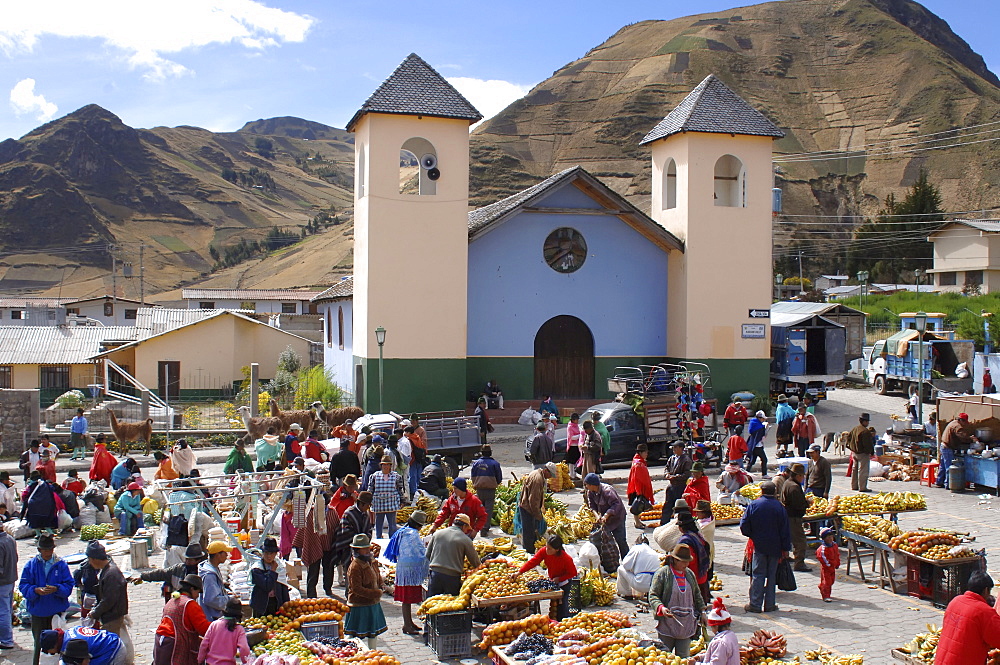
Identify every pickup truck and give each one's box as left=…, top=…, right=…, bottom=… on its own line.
left=333, top=410, right=481, bottom=477
left=867, top=331, right=975, bottom=400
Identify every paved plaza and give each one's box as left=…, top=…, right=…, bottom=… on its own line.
left=1, top=386, right=996, bottom=665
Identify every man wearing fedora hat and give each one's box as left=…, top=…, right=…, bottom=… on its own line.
left=845, top=413, right=876, bottom=492
left=648, top=543, right=705, bottom=657
left=329, top=474, right=360, bottom=518
left=134, top=543, right=207, bottom=600
left=662, top=442, right=693, bottom=522
left=61, top=639, right=95, bottom=665
left=740, top=481, right=791, bottom=613
left=154, top=574, right=210, bottom=665
left=427, top=513, right=480, bottom=596
left=779, top=463, right=811, bottom=572
left=334, top=491, right=374, bottom=588
left=19, top=534, right=74, bottom=665
left=41, top=627, right=124, bottom=665
left=85, top=541, right=132, bottom=665
left=249, top=538, right=290, bottom=617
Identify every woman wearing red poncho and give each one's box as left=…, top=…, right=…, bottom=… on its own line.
left=89, top=435, right=116, bottom=484
left=683, top=462, right=711, bottom=511
left=627, top=444, right=654, bottom=528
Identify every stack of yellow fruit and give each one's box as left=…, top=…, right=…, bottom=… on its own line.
left=552, top=610, right=632, bottom=638
left=840, top=514, right=901, bottom=542
left=581, top=567, right=615, bottom=606
left=476, top=614, right=550, bottom=650
left=710, top=502, right=744, bottom=520
left=739, top=484, right=762, bottom=500
left=416, top=594, right=465, bottom=616
left=577, top=637, right=684, bottom=665
left=805, top=496, right=829, bottom=516
left=547, top=462, right=574, bottom=492
left=898, top=624, right=940, bottom=663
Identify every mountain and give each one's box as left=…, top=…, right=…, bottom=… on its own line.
left=468, top=0, right=1000, bottom=273
left=3, top=0, right=1000, bottom=294
left=0, top=108, right=356, bottom=295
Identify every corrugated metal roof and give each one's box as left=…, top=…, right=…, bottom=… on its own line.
left=771, top=312, right=844, bottom=328
left=0, top=298, right=64, bottom=308
left=0, top=326, right=136, bottom=364
left=311, top=277, right=354, bottom=302
left=640, top=75, right=785, bottom=145
left=181, top=289, right=321, bottom=301
left=346, top=53, right=482, bottom=132
left=932, top=219, right=1000, bottom=234
left=60, top=295, right=144, bottom=306
left=133, top=308, right=253, bottom=339
left=771, top=301, right=863, bottom=316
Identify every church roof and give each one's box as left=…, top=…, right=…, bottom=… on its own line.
left=467, top=166, right=683, bottom=252
left=346, top=53, right=482, bottom=132
left=639, top=74, right=785, bottom=145
left=311, top=277, right=354, bottom=302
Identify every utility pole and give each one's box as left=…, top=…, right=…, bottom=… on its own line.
left=798, top=250, right=805, bottom=294
left=139, top=242, right=145, bottom=307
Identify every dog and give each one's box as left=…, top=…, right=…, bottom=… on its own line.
left=823, top=431, right=849, bottom=457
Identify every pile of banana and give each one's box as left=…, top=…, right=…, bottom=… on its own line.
left=580, top=567, right=615, bottom=605
left=547, top=462, right=575, bottom=492
left=805, top=496, right=829, bottom=516
left=898, top=624, right=940, bottom=663
left=473, top=536, right=515, bottom=557
left=804, top=648, right=833, bottom=660
left=840, top=514, right=901, bottom=542
left=543, top=505, right=599, bottom=545
left=710, top=502, right=744, bottom=520
left=417, top=594, right=466, bottom=616
left=876, top=491, right=927, bottom=511
left=739, top=483, right=762, bottom=500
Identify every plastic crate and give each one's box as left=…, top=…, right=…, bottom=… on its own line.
left=932, top=559, right=986, bottom=609
left=906, top=559, right=933, bottom=600
left=300, top=621, right=340, bottom=640
left=426, top=610, right=472, bottom=635
left=428, top=631, right=472, bottom=658
left=565, top=578, right=582, bottom=615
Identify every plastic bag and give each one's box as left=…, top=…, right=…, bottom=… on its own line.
left=776, top=558, right=797, bottom=591
left=4, top=519, right=34, bottom=539
left=51, top=613, right=67, bottom=630
left=78, top=505, right=97, bottom=527
left=95, top=507, right=112, bottom=525
left=575, top=541, right=601, bottom=570
left=57, top=510, right=73, bottom=531
left=518, top=409, right=540, bottom=426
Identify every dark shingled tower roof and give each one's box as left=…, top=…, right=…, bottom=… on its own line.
left=640, top=74, right=784, bottom=145
left=346, top=53, right=482, bottom=132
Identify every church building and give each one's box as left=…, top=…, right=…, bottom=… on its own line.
left=313, top=54, right=782, bottom=412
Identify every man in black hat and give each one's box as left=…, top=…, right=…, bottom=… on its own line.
left=133, top=544, right=207, bottom=600
left=249, top=537, right=290, bottom=616
left=41, top=627, right=124, bottom=665
left=418, top=455, right=448, bottom=499
left=61, top=638, right=93, bottom=665
left=18, top=534, right=73, bottom=665
left=661, top=442, right=692, bottom=522
left=86, top=542, right=132, bottom=665
left=845, top=413, right=876, bottom=492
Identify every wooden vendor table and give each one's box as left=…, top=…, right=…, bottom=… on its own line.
left=472, top=590, right=565, bottom=622
left=491, top=645, right=516, bottom=665
left=840, top=530, right=901, bottom=592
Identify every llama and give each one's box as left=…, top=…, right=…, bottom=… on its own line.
left=312, top=401, right=365, bottom=431
left=107, top=409, right=154, bottom=457
left=237, top=406, right=284, bottom=444
left=267, top=399, right=316, bottom=435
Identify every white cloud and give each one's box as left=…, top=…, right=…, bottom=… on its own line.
left=0, top=0, right=315, bottom=80
left=447, top=76, right=532, bottom=124
left=9, top=78, right=57, bottom=121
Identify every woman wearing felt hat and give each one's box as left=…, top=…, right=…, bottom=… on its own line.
left=648, top=543, right=704, bottom=658
left=115, top=483, right=144, bottom=536
left=342, top=535, right=387, bottom=649
left=153, top=574, right=209, bottom=665
left=689, top=597, right=739, bottom=664
left=385, top=510, right=428, bottom=634
left=198, top=597, right=251, bottom=665
left=248, top=538, right=290, bottom=617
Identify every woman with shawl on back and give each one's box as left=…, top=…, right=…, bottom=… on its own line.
left=89, top=435, right=117, bottom=484
left=24, top=473, right=59, bottom=535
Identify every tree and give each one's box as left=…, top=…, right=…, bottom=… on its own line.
left=846, top=169, right=943, bottom=282
left=277, top=345, right=302, bottom=374
left=254, top=137, right=274, bottom=159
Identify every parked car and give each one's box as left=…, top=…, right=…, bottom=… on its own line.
left=551, top=402, right=655, bottom=465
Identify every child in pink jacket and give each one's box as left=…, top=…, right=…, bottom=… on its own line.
left=198, top=597, right=252, bottom=665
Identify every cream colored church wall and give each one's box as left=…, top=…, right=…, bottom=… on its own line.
left=351, top=113, right=469, bottom=361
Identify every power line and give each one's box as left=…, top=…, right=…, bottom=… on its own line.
left=775, top=133, right=1000, bottom=163
left=775, top=119, right=1000, bottom=159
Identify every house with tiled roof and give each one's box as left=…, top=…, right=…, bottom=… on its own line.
left=324, top=58, right=781, bottom=413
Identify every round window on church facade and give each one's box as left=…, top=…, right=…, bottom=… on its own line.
left=543, top=228, right=587, bottom=273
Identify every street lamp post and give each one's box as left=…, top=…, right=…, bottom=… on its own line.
left=775, top=273, right=784, bottom=300
left=856, top=270, right=869, bottom=311
left=915, top=311, right=927, bottom=426
left=375, top=326, right=386, bottom=414
left=914, top=268, right=923, bottom=295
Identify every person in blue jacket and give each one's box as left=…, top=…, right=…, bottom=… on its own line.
left=109, top=459, right=136, bottom=491
left=40, top=628, right=125, bottom=665
left=538, top=395, right=559, bottom=416
left=739, top=481, right=791, bottom=614
left=18, top=534, right=74, bottom=665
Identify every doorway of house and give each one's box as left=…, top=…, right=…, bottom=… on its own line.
left=534, top=315, right=595, bottom=399
left=355, top=364, right=365, bottom=409
left=158, top=361, right=180, bottom=400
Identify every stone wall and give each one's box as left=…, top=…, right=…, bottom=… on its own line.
left=0, top=390, right=40, bottom=457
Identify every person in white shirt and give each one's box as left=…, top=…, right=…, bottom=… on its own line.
left=38, top=435, right=60, bottom=461
left=397, top=431, right=412, bottom=497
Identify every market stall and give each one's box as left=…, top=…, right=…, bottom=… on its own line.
left=937, top=394, right=1000, bottom=493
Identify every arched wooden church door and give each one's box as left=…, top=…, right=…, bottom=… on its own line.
left=533, top=315, right=595, bottom=399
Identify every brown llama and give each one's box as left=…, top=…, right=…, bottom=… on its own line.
left=312, top=401, right=364, bottom=431
left=107, top=408, right=154, bottom=457
left=236, top=406, right=284, bottom=444
left=267, top=399, right=316, bottom=435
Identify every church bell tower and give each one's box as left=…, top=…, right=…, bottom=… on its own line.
left=347, top=54, right=482, bottom=412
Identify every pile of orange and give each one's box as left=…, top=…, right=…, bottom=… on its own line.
left=320, top=652, right=400, bottom=665
left=285, top=611, right=345, bottom=632
left=278, top=598, right=350, bottom=619
left=578, top=638, right=683, bottom=665
left=477, top=614, right=551, bottom=650
left=552, top=610, right=632, bottom=638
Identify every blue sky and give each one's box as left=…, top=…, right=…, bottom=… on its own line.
left=1, top=0, right=998, bottom=141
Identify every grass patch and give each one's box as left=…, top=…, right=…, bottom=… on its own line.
left=152, top=236, right=192, bottom=252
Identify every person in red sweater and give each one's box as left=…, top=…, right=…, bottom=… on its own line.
left=726, top=425, right=748, bottom=466
left=154, top=574, right=211, bottom=665
left=35, top=451, right=56, bottom=483
left=430, top=478, right=488, bottom=535
left=816, top=527, right=841, bottom=602
left=329, top=475, right=359, bottom=518
left=627, top=444, right=654, bottom=529
left=934, top=572, right=1000, bottom=664
left=518, top=534, right=578, bottom=619
left=683, top=462, right=711, bottom=512
left=61, top=470, right=86, bottom=495
left=298, top=431, right=327, bottom=464
left=723, top=400, right=748, bottom=434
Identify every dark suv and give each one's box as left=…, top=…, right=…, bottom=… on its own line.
left=552, top=402, right=661, bottom=465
